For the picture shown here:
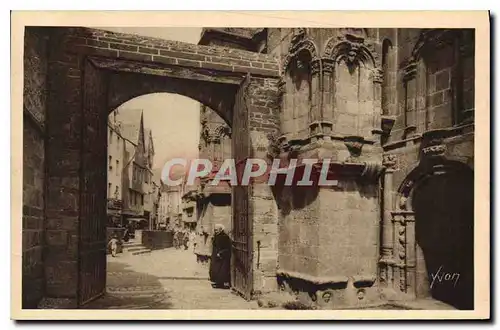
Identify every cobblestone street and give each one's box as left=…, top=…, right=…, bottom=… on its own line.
left=85, top=248, right=259, bottom=310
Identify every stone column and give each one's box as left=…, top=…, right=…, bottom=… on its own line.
left=380, top=154, right=397, bottom=287
left=278, top=78, right=293, bottom=146
left=41, top=31, right=85, bottom=308
left=308, top=58, right=322, bottom=139
left=372, top=68, right=384, bottom=136
left=416, top=60, right=427, bottom=132
left=402, top=61, right=418, bottom=137
left=405, top=212, right=417, bottom=298
left=391, top=212, right=404, bottom=294
left=318, top=58, right=335, bottom=138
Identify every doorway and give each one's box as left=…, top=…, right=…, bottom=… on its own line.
left=413, top=168, right=474, bottom=310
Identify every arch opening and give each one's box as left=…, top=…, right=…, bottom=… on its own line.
left=410, top=165, right=474, bottom=310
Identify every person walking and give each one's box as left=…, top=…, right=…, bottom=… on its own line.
left=173, top=228, right=180, bottom=249
left=209, top=224, right=232, bottom=289
left=183, top=228, right=189, bottom=250
left=189, top=229, right=197, bottom=252
left=108, top=234, right=119, bottom=257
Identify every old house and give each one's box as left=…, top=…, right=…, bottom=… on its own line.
left=106, top=110, right=125, bottom=227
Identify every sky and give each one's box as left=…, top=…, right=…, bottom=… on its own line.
left=102, top=27, right=204, bottom=173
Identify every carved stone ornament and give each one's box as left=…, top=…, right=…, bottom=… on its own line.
left=372, top=67, right=384, bottom=84
left=399, top=196, right=408, bottom=209
left=282, top=28, right=318, bottom=71
left=310, top=59, right=321, bottom=75
left=266, top=132, right=281, bottom=159
left=402, top=59, right=418, bottom=82
left=421, top=128, right=449, bottom=158
left=290, top=28, right=307, bottom=50
left=344, top=135, right=364, bottom=162
left=321, top=58, right=335, bottom=73
left=323, top=32, right=376, bottom=71
left=383, top=154, right=397, bottom=170
left=422, top=144, right=447, bottom=157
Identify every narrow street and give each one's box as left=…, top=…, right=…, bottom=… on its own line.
left=85, top=244, right=259, bottom=310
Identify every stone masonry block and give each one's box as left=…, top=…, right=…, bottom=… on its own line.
left=46, top=230, right=68, bottom=246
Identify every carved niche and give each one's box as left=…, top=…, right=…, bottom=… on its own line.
left=280, top=28, right=319, bottom=144
left=323, top=30, right=379, bottom=138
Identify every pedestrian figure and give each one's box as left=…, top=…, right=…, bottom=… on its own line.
left=122, top=228, right=130, bottom=243
left=108, top=234, right=119, bottom=257
left=183, top=229, right=189, bottom=250
left=209, top=224, right=231, bottom=289
left=189, top=229, right=197, bottom=252
left=173, top=229, right=180, bottom=249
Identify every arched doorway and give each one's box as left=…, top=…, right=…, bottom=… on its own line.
left=41, top=27, right=279, bottom=306
left=412, top=165, right=474, bottom=310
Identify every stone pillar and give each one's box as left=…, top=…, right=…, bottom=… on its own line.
left=321, top=58, right=335, bottom=125
left=416, top=60, right=427, bottom=132
left=405, top=213, right=417, bottom=298
left=372, top=68, right=384, bottom=136
left=380, top=154, right=397, bottom=287
left=402, top=61, right=418, bottom=137
left=278, top=78, right=293, bottom=145
left=391, top=211, right=417, bottom=298
left=246, top=77, right=280, bottom=297
left=41, top=31, right=84, bottom=308
left=308, top=58, right=323, bottom=139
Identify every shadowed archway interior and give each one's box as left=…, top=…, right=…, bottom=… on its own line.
left=413, top=168, right=474, bottom=310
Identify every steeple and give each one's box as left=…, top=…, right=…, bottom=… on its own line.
left=138, top=110, right=145, bottom=148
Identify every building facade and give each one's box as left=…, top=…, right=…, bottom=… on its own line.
left=106, top=110, right=126, bottom=227
left=105, top=110, right=157, bottom=229
left=195, top=28, right=475, bottom=309
left=264, top=28, right=474, bottom=309
left=159, top=185, right=184, bottom=229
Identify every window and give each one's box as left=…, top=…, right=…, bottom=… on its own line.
left=109, top=156, right=112, bottom=171
left=109, top=129, right=113, bottom=143
left=108, top=183, right=111, bottom=197
left=116, top=160, right=119, bottom=175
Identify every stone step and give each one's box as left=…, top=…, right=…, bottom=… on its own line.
left=125, top=246, right=148, bottom=252
left=131, top=249, right=152, bottom=255
left=122, top=242, right=142, bottom=248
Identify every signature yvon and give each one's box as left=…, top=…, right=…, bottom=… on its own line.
left=430, top=265, right=460, bottom=289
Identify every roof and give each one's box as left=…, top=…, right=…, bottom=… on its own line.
left=120, top=122, right=140, bottom=145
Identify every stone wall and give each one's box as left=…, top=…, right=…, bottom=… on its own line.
left=141, top=230, right=174, bottom=250
left=248, top=77, right=280, bottom=295
left=262, top=28, right=475, bottom=309
left=22, top=27, right=49, bottom=308
left=61, top=27, right=279, bottom=77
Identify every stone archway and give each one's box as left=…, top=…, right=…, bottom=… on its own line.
left=412, top=164, right=474, bottom=310
left=41, top=27, right=280, bottom=307
left=396, top=160, right=474, bottom=310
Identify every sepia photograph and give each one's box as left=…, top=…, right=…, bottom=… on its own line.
left=12, top=11, right=490, bottom=320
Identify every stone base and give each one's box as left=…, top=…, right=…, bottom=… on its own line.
left=37, top=297, right=78, bottom=309
left=276, top=272, right=387, bottom=310
left=256, top=291, right=317, bottom=310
